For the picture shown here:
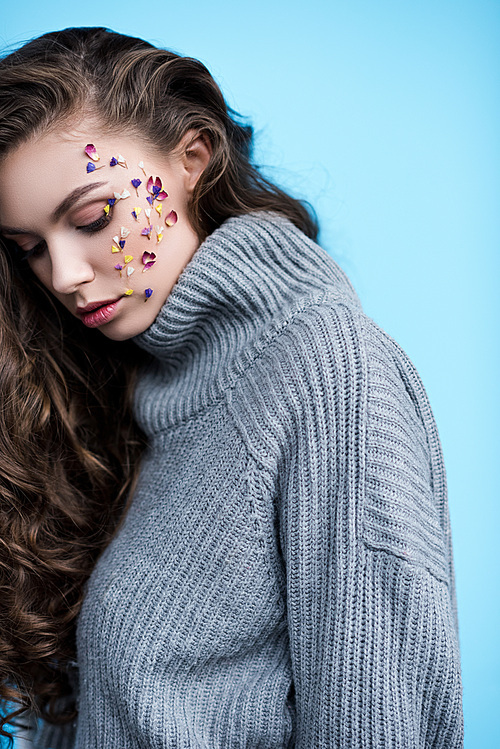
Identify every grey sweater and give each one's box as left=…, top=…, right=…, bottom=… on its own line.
left=34, top=212, right=463, bottom=748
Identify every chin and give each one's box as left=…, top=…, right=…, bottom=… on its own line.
left=96, top=319, right=150, bottom=341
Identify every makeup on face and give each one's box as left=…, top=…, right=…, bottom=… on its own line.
left=0, top=126, right=204, bottom=340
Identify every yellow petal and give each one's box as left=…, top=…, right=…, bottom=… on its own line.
left=124, top=289, right=134, bottom=296
left=124, top=255, right=133, bottom=264
left=155, top=203, right=162, bottom=216
left=111, top=245, right=121, bottom=253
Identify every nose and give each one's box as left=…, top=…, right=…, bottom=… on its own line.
left=48, top=237, right=95, bottom=295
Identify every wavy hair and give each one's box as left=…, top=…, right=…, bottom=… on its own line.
left=0, top=26, right=318, bottom=742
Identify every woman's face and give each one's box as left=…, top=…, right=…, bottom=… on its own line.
left=0, top=124, right=209, bottom=340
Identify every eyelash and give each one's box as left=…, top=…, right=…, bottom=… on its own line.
left=23, top=211, right=112, bottom=259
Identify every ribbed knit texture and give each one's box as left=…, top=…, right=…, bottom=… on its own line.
left=33, top=212, right=463, bottom=748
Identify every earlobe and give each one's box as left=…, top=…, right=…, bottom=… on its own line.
left=183, top=132, right=212, bottom=193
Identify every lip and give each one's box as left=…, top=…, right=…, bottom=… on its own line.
left=77, top=297, right=123, bottom=328
left=77, top=298, right=122, bottom=315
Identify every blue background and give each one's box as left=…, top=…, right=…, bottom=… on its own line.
left=1, top=1, right=498, bottom=746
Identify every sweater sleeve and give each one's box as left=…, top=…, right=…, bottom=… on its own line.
left=268, top=300, right=463, bottom=747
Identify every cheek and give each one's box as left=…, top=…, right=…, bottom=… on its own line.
left=28, top=256, right=54, bottom=290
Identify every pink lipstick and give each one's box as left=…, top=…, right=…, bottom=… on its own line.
left=77, top=297, right=123, bottom=328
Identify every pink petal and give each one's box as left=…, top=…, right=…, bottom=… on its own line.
left=147, top=176, right=154, bottom=193
left=142, top=251, right=157, bottom=264
left=156, top=190, right=168, bottom=201
left=84, top=144, right=99, bottom=161
left=165, top=210, right=178, bottom=227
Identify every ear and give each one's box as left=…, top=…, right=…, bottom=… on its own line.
left=181, top=130, right=212, bottom=194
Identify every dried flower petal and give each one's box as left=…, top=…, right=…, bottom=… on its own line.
left=145, top=208, right=151, bottom=219
left=138, top=161, right=147, bottom=175
left=124, top=289, right=134, bottom=296
left=85, top=144, right=99, bottom=161
left=142, top=250, right=157, bottom=271
left=131, top=208, right=142, bottom=220
left=156, top=190, right=168, bottom=201
left=111, top=245, right=121, bottom=253
left=119, top=240, right=126, bottom=250
left=120, top=227, right=130, bottom=238
left=124, top=255, right=133, bottom=264
left=165, top=210, right=178, bottom=227
left=117, top=154, right=128, bottom=168
left=141, top=226, right=152, bottom=239
left=114, top=263, right=123, bottom=270
left=113, top=235, right=120, bottom=245
left=110, top=157, right=118, bottom=167
left=87, top=162, right=96, bottom=173
left=144, top=288, right=153, bottom=300
left=127, top=266, right=135, bottom=276
left=104, top=204, right=110, bottom=216
left=114, top=189, right=130, bottom=201
left=131, top=178, right=141, bottom=196
left=146, top=196, right=154, bottom=206
left=155, top=203, right=162, bottom=217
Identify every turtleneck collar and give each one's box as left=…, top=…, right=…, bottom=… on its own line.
left=131, top=211, right=360, bottom=427
left=133, top=211, right=359, bottom=364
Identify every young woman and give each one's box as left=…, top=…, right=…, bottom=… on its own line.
left=0, top=26, right=463, bottom=749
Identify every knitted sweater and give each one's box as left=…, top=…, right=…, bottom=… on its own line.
left=33, top=212, right=463, bottom=748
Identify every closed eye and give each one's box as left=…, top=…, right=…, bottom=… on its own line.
left=20, top=207, right=113, bottom=260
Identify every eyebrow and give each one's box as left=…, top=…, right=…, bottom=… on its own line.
left=0, top=181, right=108, bottom=235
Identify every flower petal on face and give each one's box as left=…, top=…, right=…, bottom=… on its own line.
left=108, top=198, right=117, bottom=207
left=132, top=208, right=142, bottom=220
left=125, top=289, right=134, bottom=296
left=124, top=255, right=133, bottom=264
left=119, top=239, right=126, bottom=250
left=114, top=263, right=124, bottom=271
left=110, top=157, right=118, bottom=167
left=114, top=189, right=131, bottom=201
left=155, top=203, right=162, bottom=217
left=145, top=208, right=151, bottom=219
left=131, top=178, right=141, bottom=188
left=104, top=204, right=110, bottom=216
left=113, top=235, right=120, bottom=245
left=156, top=191, right=168, bottom=201
left=142, top=251, right=156, bottom=263
left=121, top=226, right=130, bottom=238
left=138, top=161, right=147, bottom=175
left=117, top=154, right=128, bottom=168
left=146, top=196, right=154, bottom=206
left=147, top=176, right=154, bottom=193
left=156, top=231, right=163, bottom=244
left=144, top=288, right=153, bottom=300
left=127, top=265, right=135, bottom=276
left=86, top=162, right=96, bottom=173
left=165, top=210, right=178, bottom=227
left=141, top=226, right=152, bottom=238
left=85, top=144, right=99, bottom=161
left=111, top=245, right=121, bottom=253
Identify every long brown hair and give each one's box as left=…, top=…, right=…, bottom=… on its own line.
left=0, top=26, right=318, bottom=741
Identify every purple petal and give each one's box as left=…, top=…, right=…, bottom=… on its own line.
left=146, top=196, right=154, bottom=205
left=110, top=157, right=118, bottom=166
left=119, top=240, right=126, bottom=249
left=131, top=178, right=141, bottom=189
left=86, top=162, right=96, bottom=173
left=145, top=288, right=153, bottom=299
left=108, top=198, right=117, bottom=207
